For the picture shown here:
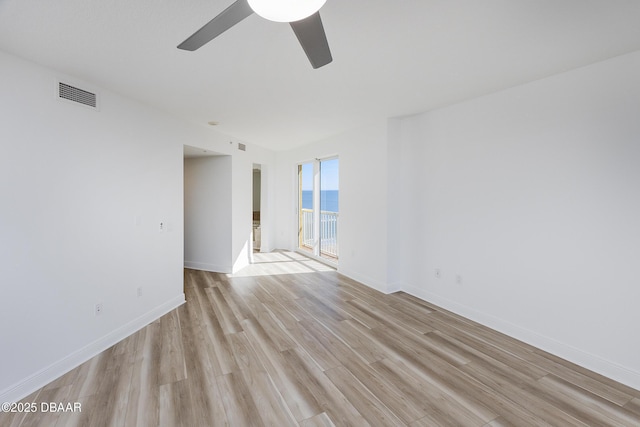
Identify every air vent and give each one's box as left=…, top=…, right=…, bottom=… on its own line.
left=238, top=143, right=246, bottom=151
left=58, top=82, right=97, bottom=109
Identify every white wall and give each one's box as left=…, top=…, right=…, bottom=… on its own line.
left=184, top=156, right=233, bottom=272
left=274, top=119, right=390, bottom=292
left=386, top=117, right=422, bottom=291
left=392, top=51, right=640, bottom=389
left=0, top=51, right=186, bottom=401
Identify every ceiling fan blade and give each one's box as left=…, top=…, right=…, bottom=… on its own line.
left=290, top=12, right=333, bottom=69
left=178, top=0, right=254, bottom=51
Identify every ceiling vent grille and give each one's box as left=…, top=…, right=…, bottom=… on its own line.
left=58, top=82, right=98, bottom=109
left=238, top=143, right=247, bottom=151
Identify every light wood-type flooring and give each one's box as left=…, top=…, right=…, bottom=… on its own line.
left=3, top=251, right=640, bottom=426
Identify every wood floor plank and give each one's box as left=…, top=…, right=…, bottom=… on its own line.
left=480, top=417, right=519, bottom=427
left=158, top=310, right=187, bottom=385
left=531, top=347, right=640, bottom=400
left=6, top=251, right=640, bottom=427
left=17, top=385, right=71, bottom=427
left=625, top=397, right=640, bottom=416
left=372, top=357, right=490, bottom=426
left=260, top=273, right=305, bottom=301
left=62, top=393, right=97, bottom=427
left=177, top=303, right=228, bottom=426
left=302, top=320, right=424, bottom=424
left=388, top=300, right=437, bottom=327
left=241, top=369, right=298, bottom=427
left=347, top=298, right=434, bottom=336
left=215, top=272, right=255, bottom=322
left=299, top=412, right=336, bottom=427
left=158, top=379, right=197, bottom=427
left=330, top=319, right=387, bottom=364
left=536, top=374, right=640, bottom=426
left=252, top=278, right=282, bottom=307
left=228, top=331, right=298, bottom=427
left=123, top=325, right=161, bottom=427
left=241, top=317, right=324, bottom=422
left=184, top=374, right=228, bottom=427
left=266, top=292, right=317, bottom=324
left=189, top=281, right=238, bottom=376
left=325, top=366, right=407, bottom=427
left=294, top=295, right=349, bottom=328
left=64, top=349, right=113, bottom=400
left=257, top=296, right=299, bottom=332
left=217, top=372, right=266, bottom=427
left=337, top=358, right=426, bottom=424
left=285, top=320, right=342, bottom=371
left=281, top=347, right=370, bottom=427
left=368, top=324, right=499, bottom=423
left=333, top=274, right=389, bottom=308
left=428, top=310, right=541, bottom=361
left=371, top=299, right=437, bottom=335
left=206, top=286, right=243, bottom=335
left=299, top=318, right=368, bottom=368
left=327, top=297, right=383, bottom=329
left=253, top=308, right=298, bottom=352
left=521, top=348, right=637, bottom=405
left=0, top=389, right=41, bottom=427
left=387, top=291, right=438, bottom=311
left=422, top=325, right=581, bottom=426
left=91, top=350, right=136, bottom=426
left=458, top=361, right=588, bottom=426
left=426, top=326, right=548, bottom=381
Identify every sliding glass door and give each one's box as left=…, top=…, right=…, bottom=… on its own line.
left=298, top=157, right=339, bottom=262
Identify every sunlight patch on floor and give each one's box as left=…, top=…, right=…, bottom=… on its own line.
left=230, top=250, right=335, bottom=277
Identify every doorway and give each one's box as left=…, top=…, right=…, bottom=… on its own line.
left=183, top=145, right=233, bottom=273
left=252, top=164, right=262, bottom=253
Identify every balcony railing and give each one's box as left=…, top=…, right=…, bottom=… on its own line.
left=300, top=208, right=338, bottom=259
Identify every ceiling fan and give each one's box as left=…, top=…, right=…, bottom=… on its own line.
left=178, top=0, right=332, bottom=69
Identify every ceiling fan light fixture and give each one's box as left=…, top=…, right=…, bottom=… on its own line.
left=247, top=0, right=326, bottom=23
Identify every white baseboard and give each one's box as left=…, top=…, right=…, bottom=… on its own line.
left=0, top=294, right=185, bottom=403
left=402, top=284, right=640, bottom=391
left=184, top=260, right=232, bottom=274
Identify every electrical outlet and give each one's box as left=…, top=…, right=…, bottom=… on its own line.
left=435, top=268, right=441, bottom=279
left=456, top=274, right=463, bottom=285
left=95, top=303, right=103, bottom=316
left=137, top=287, right=143, bottom=297
left=159, top=221, right=165, bottom=232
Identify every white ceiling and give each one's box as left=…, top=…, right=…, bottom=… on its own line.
left=2, top=0, right=640, bottom=151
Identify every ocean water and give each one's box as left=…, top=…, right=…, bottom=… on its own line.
left=302, top=190, right=339, bottom=212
